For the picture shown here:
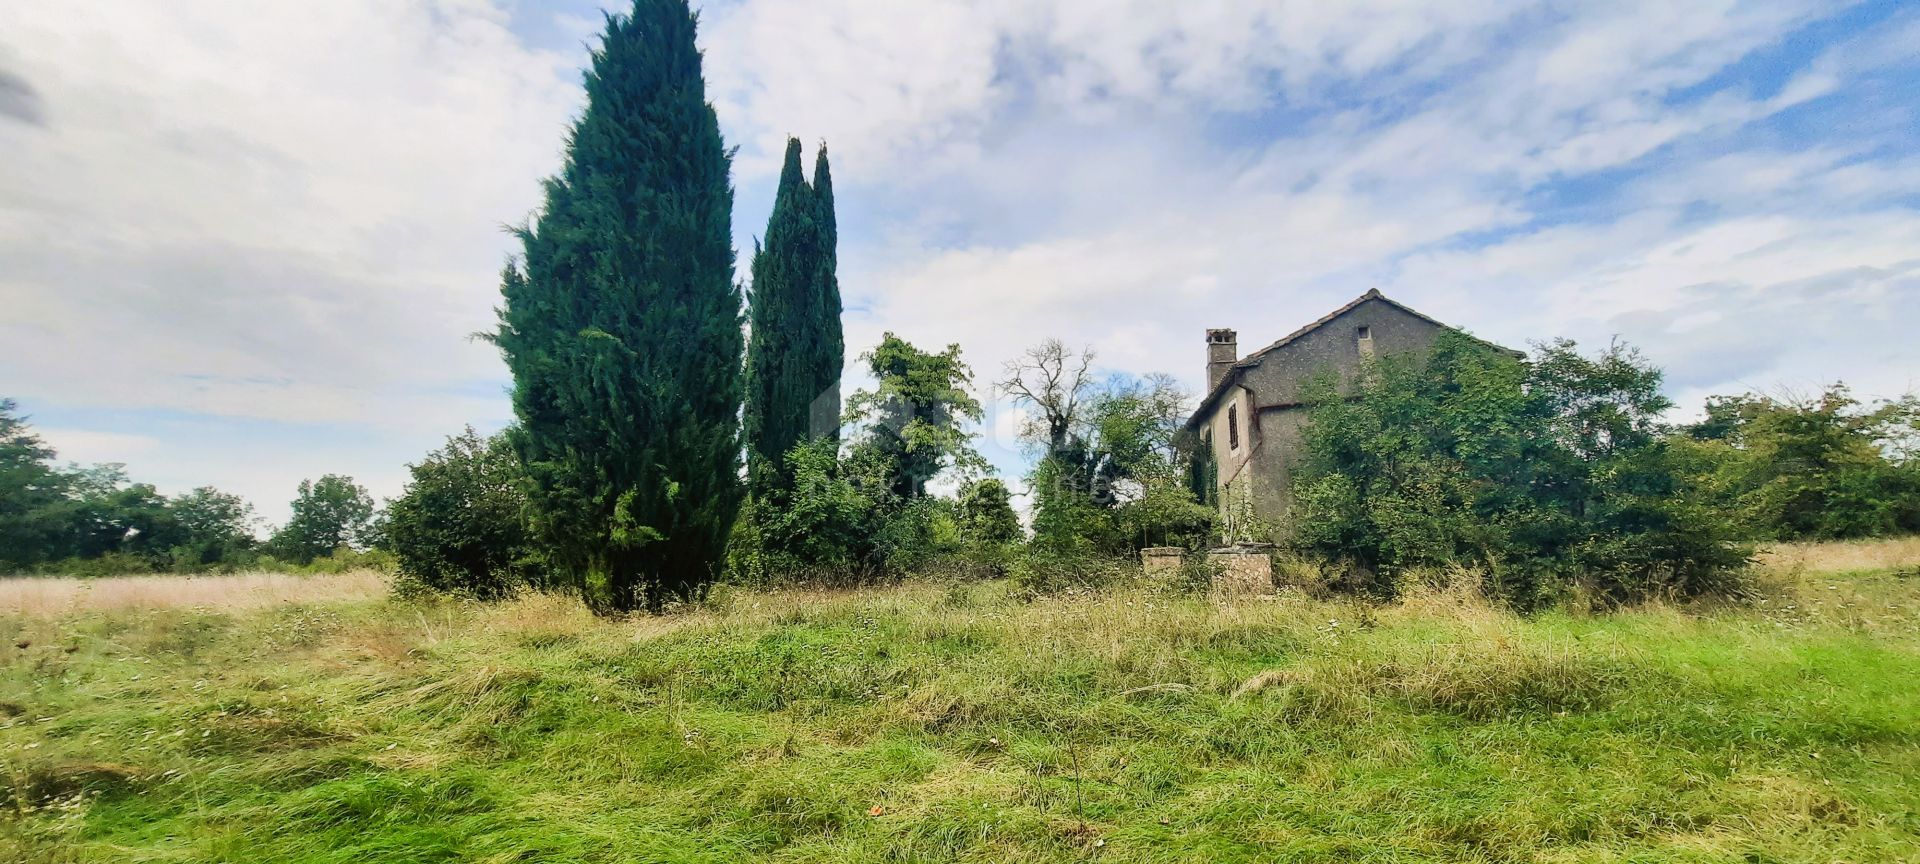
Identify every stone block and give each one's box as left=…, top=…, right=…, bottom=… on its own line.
left=1141, top=546, right=1185, bottom=576
left=1207, top=547, right=1275, bottom=595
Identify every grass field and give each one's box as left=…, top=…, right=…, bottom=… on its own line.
left=4, top=542, right=1918, bottom=862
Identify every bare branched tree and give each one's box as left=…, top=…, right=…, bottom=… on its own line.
left=996, top=338, right=1098, bottom=455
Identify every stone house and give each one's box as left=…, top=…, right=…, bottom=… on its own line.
left=1184, top=289, right=1515, bottom=538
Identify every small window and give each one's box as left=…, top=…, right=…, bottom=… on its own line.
left=1356, top=325, right=1376, bottom=358
left=1227, top=404, right=1240, bottom=450
left=1356, top=325, right=1372, bottom=340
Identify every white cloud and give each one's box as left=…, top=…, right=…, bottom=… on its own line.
left=0, top=0, right=581, bottom=433
left=36, top=428, right=162, bottom=466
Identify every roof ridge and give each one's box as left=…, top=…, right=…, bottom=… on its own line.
left=1232, top=288, right=1388, bottom=368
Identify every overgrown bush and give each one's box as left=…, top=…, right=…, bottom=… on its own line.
left=298, top=547, right=397, bottom=575
left=385, top=428, right=535, bottom=599
left=947, top=478, right=1023, bottom=577
left=731, top=439, right=886, bottom=584
left=729, top=332, right=995, bottom=587
left=1021, top=372, right=1214, bottom=558
left=42, top=552, right=158, bottom=579
left=1291, top=333, right=1749, bottom=607
left=729, top=440, right=1015, bottom=585
left=955, top=478, right=1020, bottom=545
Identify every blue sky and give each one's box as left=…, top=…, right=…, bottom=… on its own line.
left=2, top=0, right=1917, bottom=526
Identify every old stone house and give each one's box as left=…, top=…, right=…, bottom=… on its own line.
left=1184, top=289, right=1514, bottom=538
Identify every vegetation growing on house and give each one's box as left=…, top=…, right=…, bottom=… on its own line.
left=1291, top=333, right=1747, bottom=607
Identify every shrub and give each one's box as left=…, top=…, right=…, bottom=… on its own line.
left=45, top=552, right=156, bottom=579
left=302, top=547, right=397, bottom=575
left=1020, top=371, right=1215, bottom=558
left=1008, top=549, right=1135, bottom=596
left=730, top=439, right=890, bottom=585
left=385, top=429, right=534, bottom=600
left=955, top=478, right=1020, bottom=546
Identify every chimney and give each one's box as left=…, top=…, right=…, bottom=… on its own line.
left=1206, top=328, right=1237, bottom=390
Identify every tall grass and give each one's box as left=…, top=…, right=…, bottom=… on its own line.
left=1, top=539, right=1916, bottom=861
left=1756, top=534, right=1920, bottom=575
left=0, top=570, right=386, bottom=616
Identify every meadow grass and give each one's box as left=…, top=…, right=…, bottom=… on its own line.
left=2, top=541, right=1918, bottom=862
left=0, top=571, right=388, bottom=616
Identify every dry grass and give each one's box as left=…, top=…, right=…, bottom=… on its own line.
left=1755, top=535, right=1920, bottom=575
left=0, top=569, right=387, bottom=616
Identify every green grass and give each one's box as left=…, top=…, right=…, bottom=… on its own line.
left=4, top=550, right=1919, bottom=862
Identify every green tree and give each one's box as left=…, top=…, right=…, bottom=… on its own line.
left=167, top=486, right=258, bottom=570
left=0, top=399, right=72, bottom=570
left=743, top=139, right=842, bottom=497
left=956, top=478, right=1021, bottom=545
left=1681, top=386, right=1920, bottom=539
left=845, top=334, right=984, bottom=499
left=272, top=475, right=376, bottom=564
left=386, top=428, right=533, bottom=599
left=491, top=0, right=743, bottom=613
left=64, top=465, right=183, bottom=565
left=807, top=143, right=843, bottom=448
left=1010, top=366, right=1212, bottom=555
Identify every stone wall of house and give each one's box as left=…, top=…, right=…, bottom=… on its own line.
left=1206, top=297, right=1451, bottom=532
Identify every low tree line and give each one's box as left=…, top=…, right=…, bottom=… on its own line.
left=1677, top=385, right=1920, bottom=540
left=11, top=337, right=1914, bottom=607
left=0, top=398, right=383, bottom=574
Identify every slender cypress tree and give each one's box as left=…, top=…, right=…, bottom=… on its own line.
left=743, top=139, right=816, bottom=496
left=744, top=139, right=845, bottom=496
left=807, top=143, right=844, bottom=447
left=492, top=0, right=741, bottom=613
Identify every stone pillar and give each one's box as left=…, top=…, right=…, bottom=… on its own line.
left=1141, top=546, right=1185, bottom=577
left=1207, top=545, right=1275, bottom=595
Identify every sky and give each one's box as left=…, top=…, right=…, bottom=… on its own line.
left=2, top=0, right=1917, bottom=527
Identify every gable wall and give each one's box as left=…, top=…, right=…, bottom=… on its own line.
left=1210, top=298, right=1451, bottom=536
left=1235, top=298, right=1449, bottom=406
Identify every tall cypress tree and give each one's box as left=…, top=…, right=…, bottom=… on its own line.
left=807, top=143, right=844, bottom=448
left=743, top=139, right=816, bottom=496
left=744, top=140, right=844, bottom=496
left=492, top=0, right=741, bottom=613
